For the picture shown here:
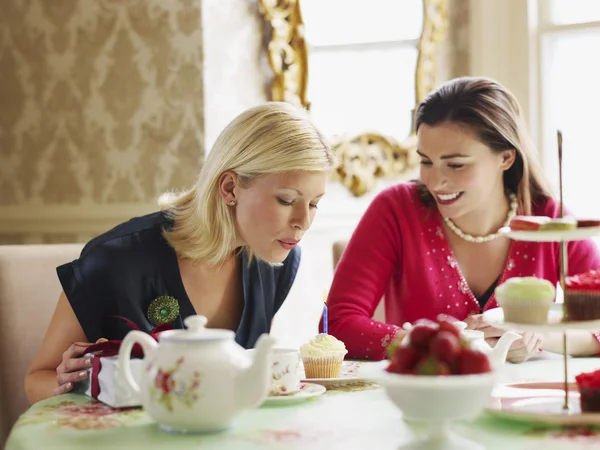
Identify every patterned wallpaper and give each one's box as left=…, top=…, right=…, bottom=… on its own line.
left=0, top=0, right=205, bottom=210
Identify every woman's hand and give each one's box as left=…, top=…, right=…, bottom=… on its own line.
left=464, top=314, right=504, bottom=339
left=465, top=314, right=542, bottom=363
left=487, top=332, right=542, bottom=363
left=53, top=338, right=107, bottom=396
left=505, top=332, right=543, bottom=363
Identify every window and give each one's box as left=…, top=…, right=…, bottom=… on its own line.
left=300, top=0, right=423, bottom=141
left=537, top=0, right=600, bottom=217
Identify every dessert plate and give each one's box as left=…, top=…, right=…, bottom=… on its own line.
left=486, top=382, right=600, bottom=426
left=261, top=382, right=325, bottom=405
left=482, top=304, right=600, bottom=332
left=300, top=360, right=367, bottom=387
left=498, top=226, right=600, bottom=242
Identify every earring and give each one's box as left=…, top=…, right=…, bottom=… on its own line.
left=228, top=200, right=236, bottom=206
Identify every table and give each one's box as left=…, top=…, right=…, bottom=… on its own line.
left=6, top=358, right=600, bottom=450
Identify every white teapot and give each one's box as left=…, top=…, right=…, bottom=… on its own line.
left=118, top=315, right=275, bottom=433
left=401, top=320, right=520, bottom=369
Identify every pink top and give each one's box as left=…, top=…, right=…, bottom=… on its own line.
left=324, top=182, right=600, bottom=360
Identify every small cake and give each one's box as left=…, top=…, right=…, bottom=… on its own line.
left=509, top=216, right=577, bottom=231
left=540, top=217, right=577, bottom=231
left=577, top=219, right=600, bottom=228
left=300, top=333, right=348, bottom=378
left=575, top=370, right=600, bottom=412
left=565, top=271, right=600, bottom=321
left=495, top=277, right=556, bottom=324
left=509, top=216, right=550, bottom=231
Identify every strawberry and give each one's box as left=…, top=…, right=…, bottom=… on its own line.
left=437, top=319, right=461, bottom=338
left=430, top=331, right=461, bottom=364
left=415, top=355, right=451, bottom=376
left=457, top=348, right=492, bottom=375
left=409, top=324, right=438, bottom=351
left=389, top=346, right=421, bottom=374
left=386, top=359, right=402, bottom=374
left=436, top=313, right=459, bottom=324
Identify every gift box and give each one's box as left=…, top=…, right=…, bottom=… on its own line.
left=74, top=318, right=173, bottom=408
left=75, top=355, right=145, bottom=408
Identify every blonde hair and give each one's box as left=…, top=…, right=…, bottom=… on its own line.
left=159, top=102, right=336, bottom=265
left=415, top=77, right=552, bottom=215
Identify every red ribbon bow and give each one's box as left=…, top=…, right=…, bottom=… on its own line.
left=83, top=316, right=174, bottom=358
left=84, top=316, right=174, bottom=401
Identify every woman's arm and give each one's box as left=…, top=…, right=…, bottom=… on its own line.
left=324, top=188, right=405, bottom=360
left=540, top=331, right=600, bottom=356
left=25, top=292, right=93, bottom=404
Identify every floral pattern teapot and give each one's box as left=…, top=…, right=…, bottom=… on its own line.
left=118, top=315, right=275, bottom=433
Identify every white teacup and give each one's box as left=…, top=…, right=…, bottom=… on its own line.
left=269, top=348, right=301, bottom=395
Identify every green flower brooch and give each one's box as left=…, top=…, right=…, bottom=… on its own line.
left=147, top=295, right=180, bottom=326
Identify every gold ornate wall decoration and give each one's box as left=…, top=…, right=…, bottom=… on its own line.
left=416, top=0, right=450, bottom=104
left=259, top=0, right=449, bottom=196
left=258, top=0, right=310, bottom=110
left=331, top=133, right=420, bottom=197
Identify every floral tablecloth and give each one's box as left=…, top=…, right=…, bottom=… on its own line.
left=6, top=358, right=600, bottom=450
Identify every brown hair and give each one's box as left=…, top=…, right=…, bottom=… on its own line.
left=414, top=77, right=551, bottom=215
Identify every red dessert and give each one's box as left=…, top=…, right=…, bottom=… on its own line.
left=577, top=219, right=600, bottom=228
left=509, top=216, right=550, bottom=231
left=386, top=315, right=492, bottom=376
left=575, top=370, right=600, bottom=412
left=565, top=271, right=600, bottom=321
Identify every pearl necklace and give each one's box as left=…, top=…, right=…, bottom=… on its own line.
left=442, top=193, right=518, bottom=243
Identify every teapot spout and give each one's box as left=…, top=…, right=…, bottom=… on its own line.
left=489, top=331, right=521, bottom=368
left=235, top=334, right=276, bottom=410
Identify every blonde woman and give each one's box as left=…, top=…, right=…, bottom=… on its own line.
left=25, top=102, right=336, bottom=403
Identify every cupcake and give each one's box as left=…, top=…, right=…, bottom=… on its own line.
left=495, top=277, right=556, bottom=324
left=575, top=370, right=600, bottom=412
left=565, top=270, right=600, bottom=321
left=300, top=333, right=348, bottom=378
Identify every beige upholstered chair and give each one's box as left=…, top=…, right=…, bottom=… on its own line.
left=0, top=244, right=83, bottom=447
left=332, top=240, right=385, bottom=322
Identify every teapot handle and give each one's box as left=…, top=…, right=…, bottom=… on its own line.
left=118, top=331, right=158, bottom=395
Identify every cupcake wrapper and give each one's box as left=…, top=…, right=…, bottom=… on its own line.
left=579, top=387, right=600, bottom=412
left=565, top=291, right=600, bottom=321
left=302, top=355, right=344, bottom=379
left=496, top=296, right=553, bottom=324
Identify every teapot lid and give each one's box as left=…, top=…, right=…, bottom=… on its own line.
left=160, top=315, right=234, bottom=342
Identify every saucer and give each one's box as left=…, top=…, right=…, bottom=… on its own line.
left=300, top=360, right=367, bottom=388
left=482, top=304, right=600, bottom=332
left=498, top=226, right=600, bottom=242
left=262, top=382, right=326, bottom=405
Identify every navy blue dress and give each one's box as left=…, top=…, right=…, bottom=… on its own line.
left=56, top=212, right=300, bottom=348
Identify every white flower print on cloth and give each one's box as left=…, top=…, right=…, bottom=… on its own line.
left=381, top=333, right=393, bottom=348
left=507, top=258, right=515, bottom=271
left=436, top=226, right=444, bottom=239
left=447, top=255, right=458, bottom=268
left=458, top=279, right=469, bottom=294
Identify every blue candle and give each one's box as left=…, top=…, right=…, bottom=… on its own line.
left=323, top=303, right=328, bottom=335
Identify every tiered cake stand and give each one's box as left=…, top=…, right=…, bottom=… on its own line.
left=483, top=225, right=600, bottom=423
left=482, top=131, right=600, bottom=423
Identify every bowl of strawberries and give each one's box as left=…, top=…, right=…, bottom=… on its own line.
left=364, top=316, right=497, bottom=424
